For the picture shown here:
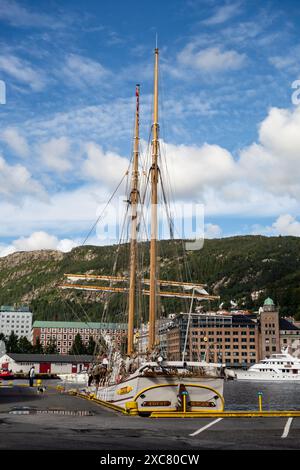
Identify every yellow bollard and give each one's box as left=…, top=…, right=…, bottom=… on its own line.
left=258, top=392, right=263, bottom=412
left=182, top=391, right=188, bottom=414
left=125, top=401, right=139, bottom=416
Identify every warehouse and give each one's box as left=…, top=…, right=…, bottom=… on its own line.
left=0, top=353, right=93, bottom=375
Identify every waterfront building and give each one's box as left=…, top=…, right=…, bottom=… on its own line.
left=32, top=321, right=127, bottom=355
left=0, top=305, right=32, bottom=341
left=279, top=317, right=300, bottom=357
left=0, top=352, right=93, bottom=374
left=136, top=317, right=175, bottom=357
left=167, top=311, right=260, bottom=367
left=165, top=299, right=300, bottom=367
left=259, top=298, right=281, bottom=359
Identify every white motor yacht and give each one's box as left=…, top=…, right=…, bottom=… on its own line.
left=236, top=349, right=300, bottom=381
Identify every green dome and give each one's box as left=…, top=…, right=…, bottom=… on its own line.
left=264, top=297, right=274, bottom=306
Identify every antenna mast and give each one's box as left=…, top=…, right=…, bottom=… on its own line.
left=148, top=47, right=159, bottom=351
left=127, top=84, right=140, bottom=356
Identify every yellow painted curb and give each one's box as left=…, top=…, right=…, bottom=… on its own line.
left=150, top=410, right=300, bottom=418
left=72, top=391, right=127, bottom=414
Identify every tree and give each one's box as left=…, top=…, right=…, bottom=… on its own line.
left=69, top=333, right=87, bottom=355
left=32, top=337, right=44, bottom=354
left=44, top=338, right=58, bottom=354
left=5, top=331, right=19, bottom=353
left=18, top=336, right=33, bottom=353
left=86, top=336, right=96, bottom=355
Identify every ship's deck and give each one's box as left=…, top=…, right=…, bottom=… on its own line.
left=0, top=381, right=300, bottom=450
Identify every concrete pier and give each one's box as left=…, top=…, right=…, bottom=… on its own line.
left=0, top=383, right=300, bottom=450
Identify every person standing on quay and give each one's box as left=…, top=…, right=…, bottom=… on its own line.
left=29, top=365, right=35, bottom=387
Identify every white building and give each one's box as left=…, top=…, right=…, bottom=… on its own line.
left=0, top=353, right=93, bottom=374
left=0, top=306, right=32, bottom=341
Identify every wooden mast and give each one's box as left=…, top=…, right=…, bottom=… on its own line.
left=148, top=47, right=159, bottom=351
left=127, top=84, right=140, bottom=356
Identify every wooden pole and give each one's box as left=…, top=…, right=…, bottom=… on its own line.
left=149, top=48, right=159, bottom=352
left=127, top=84, right=140, bottom=356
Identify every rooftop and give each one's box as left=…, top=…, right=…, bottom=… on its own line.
left=279, top=318, right=300, bottom=331
left=32, top=320, right=127, bottom=330
left=0, top=305, right=31, bottom=312
left=264, top=297, right=274, bottom=306
left=2, top=353, right=94, bottom=363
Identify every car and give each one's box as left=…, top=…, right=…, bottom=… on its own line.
left=0, top=369, right=14, bottom=380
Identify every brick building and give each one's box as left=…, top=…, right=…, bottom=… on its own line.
left=259, top=297, right=281, bottom=358
left=32, top=321, right=127, bottom=355
left=166, top=299, right=300, bottom=367
left=167, top=312, right=259, bottom=367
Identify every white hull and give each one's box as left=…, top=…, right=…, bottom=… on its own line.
left=96, top=362, right=225, bottom=413
left=236, top=349, right=300, bottom=382
left=236, top=370, right=300, bottom=382
left=58, top=372, right=88, bottom=384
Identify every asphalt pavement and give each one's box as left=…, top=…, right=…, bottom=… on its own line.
left=0, top=383, right=300, bottom=450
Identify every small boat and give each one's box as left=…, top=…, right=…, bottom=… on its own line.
left=0, top=369, right=14, bottom=380
left=57, top=370, right=88, bottom=385
left=236, top=349, right=300, bottom=381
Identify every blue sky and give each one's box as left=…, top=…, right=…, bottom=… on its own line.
left=0, top=0, right=300, bottom=254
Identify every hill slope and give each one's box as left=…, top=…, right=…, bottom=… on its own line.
left=0, top=235, right=299, bottom=321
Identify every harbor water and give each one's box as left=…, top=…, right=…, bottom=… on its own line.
left=12, top=378, right=300, bottom=412
left=224, top=380, right=300, bottom=410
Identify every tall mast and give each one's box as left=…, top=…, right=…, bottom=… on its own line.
left=148, top=47, right=159, bottom=351
left=127, top=84, right=140, bottom=356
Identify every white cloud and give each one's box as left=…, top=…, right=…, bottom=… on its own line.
left=0, top=155, right=44, bottom=198
left=82, top=142, right=129, bottom=187
left=0, top=54, right=46, bottom=91
left=177, top=45, right=246, bottom=73
left=39, top=137, right=72, bottom=173
left=0, top=127, right=29, bottom=157
left=0, top=231, right=78, bottom=257
left=205, top=223, right=222, bottom=238
left=269, top=45, right=300, bottom=73
left=272, top=214, right=300, bottom=236
left=0, top=244, right=16, bottom=257
left=13, top=231, right=60, bottom=251
left=239, top=106, right=300, bottom=198
left=162, top=142, right=236, bottom=199
left=0, top=184, right=110, bottom=238
left=202, top=3, right=241, bottom=26
left=61, top=54, right=109, bottom=88
left=252, top=214, right=300, bottom=237
left=0, top=0, right=63, bottom=29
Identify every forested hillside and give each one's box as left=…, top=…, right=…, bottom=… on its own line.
left=0, top=235, right=299, bottom=322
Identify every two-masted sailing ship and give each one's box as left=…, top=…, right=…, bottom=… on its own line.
left=60, top=47, right=226, bottom=415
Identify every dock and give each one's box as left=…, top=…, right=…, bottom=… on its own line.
left=0, top=382, right=300, bottom=450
